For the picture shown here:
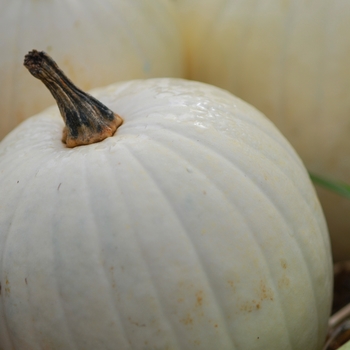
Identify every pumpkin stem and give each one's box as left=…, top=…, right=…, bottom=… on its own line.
left=23, top=50, right=123, bottom=148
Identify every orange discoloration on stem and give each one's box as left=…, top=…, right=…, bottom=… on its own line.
left=23, top=50, right=123, bottom=148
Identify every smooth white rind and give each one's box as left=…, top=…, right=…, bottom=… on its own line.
left=0, top=78, right=332, bottom=350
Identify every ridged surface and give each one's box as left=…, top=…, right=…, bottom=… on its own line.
left=0, top=78, right=332, bottom=349
left=174, top=0, right=350, bottom=261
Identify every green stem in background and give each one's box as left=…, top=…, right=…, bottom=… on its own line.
left=310, top=173, right=350, bottom=200
left=23, top=50, right=123, bottom=148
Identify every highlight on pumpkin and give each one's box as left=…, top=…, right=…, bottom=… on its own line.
left=23, top=50, right=123, bottom=148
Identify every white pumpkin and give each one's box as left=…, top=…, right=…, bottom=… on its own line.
left=174, top=0, right=350, bottom=261
left=0, top=54, right=332, bottom=349
left=0, top=0, right=184, bottom=140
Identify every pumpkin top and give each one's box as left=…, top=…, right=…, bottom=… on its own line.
left=23, top=50, right=123, bottom=148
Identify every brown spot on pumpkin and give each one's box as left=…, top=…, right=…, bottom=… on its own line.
left=195, top=291, right=204, bottom=307
left=278, top=276, right=290, bottom=288
left=128, top=317, right=146, bottom=327
left=194, top=339, right=201, bottom=346
left=227, top=280, right=236, bottom=292
left=280, top=259, right=287, bottom=269
left=259, top=280, right=274, bottom=301
left=239, top=280, right=274, bottom=313
left=180, top=313, right=193, bottom=325
left=240, top=300, right=261, bottom=313
left=4, top=278, right=10, bottom=295
left=240, top=301, right=252, bottom=313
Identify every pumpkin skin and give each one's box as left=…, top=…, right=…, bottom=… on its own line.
left=0, top=0, right=184, bottom=140
left=0, top=78, right=332, bottom=350
left=174, top=0, right=350, bottom=261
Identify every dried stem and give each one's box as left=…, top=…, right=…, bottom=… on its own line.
left=24, top=50, right=123, bottom=147
left=329, top=303, right=350, bottom=331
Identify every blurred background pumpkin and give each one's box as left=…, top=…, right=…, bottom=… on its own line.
left=0, top=0, right=185, bottom=140
left=173, top=0, right=350, bottom=262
